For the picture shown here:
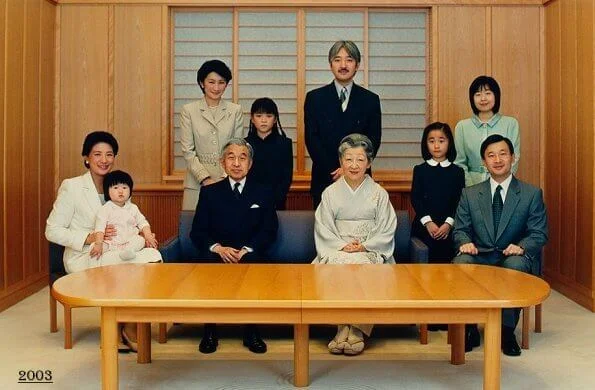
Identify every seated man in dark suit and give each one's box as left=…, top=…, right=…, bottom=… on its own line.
left=453, top=134, right=548, bottom=356
left=190, top=138, right=278, bottom=354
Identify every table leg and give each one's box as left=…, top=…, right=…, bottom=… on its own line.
left=137, top=323, right=152, bottom=364
left=101, top=308, right=118, bottom=390
left=294, top=324, right=309, bottom=387
left=484, top=309, right=502, bottom=390
left=450, top=324, right=465, bottom=365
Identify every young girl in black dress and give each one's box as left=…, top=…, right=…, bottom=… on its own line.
left=411, top=122, right=464, bottom=264
left=245, top=97, right=293, bottom=210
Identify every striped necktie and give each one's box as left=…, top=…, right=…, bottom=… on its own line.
left=340, top=87, right=347, bottom=111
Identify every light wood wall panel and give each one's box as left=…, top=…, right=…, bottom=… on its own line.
left=0, top=0, right=6, bottom=290
left=40, top=0, right=56, bottom=276
left=436, top=6, right=487, bottom=130
left=491, top=6, right=541, bottom=186
left=24, top=0, right=42, bottom=278
left=575, top=0, right=594, bottom=290
left=59, top=5, right=109, bottom=180
left=544, top=0, right=595, bottom=311
left=5, top=0, right=25, bottom=286
left=559, top=0, right=578, bottom=280
left=544, top=0, right=561, bottom=278
left=114, top=5, right=163, bottom=183
left=0, top=0, right=56, bottom=312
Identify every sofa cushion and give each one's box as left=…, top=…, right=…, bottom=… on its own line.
left=179, top=210, right=200, bottom=260
left=171, top=208, right=415, bottom=264
left=394, top=210, right=411, bottom=262
left=266, top=210, right=316, bottom=264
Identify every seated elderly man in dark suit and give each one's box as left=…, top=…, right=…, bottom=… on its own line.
left=190, top=138, right=278, bottom=354
left=453, top=134, right=548, bottom=357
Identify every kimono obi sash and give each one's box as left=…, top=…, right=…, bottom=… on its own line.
left=335, top=219, right=376, bottom=242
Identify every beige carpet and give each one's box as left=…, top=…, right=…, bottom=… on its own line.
left=0, top=287, right=593, bottom=389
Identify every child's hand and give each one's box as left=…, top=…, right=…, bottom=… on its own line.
left=144, top=233, right=158, bottom=249
left=90, top=243, right=103, bottom=258
left=434, top=223, right=452, bottom=240
left=425, top=222, right=440, bottom=238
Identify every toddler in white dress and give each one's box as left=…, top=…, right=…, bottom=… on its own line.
left=90, top=170, right=158, bottom=260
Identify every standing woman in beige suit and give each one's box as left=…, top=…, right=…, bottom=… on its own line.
left=180, top=60, right=245, bottom=210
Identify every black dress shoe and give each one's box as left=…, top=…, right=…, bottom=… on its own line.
left=465, top=324, right=480, bottom=352
left=243, top=327, right=267, bottom=354
left=199, top=325, right=218, bottom=354
left=501, top=327, right=521, bottom=357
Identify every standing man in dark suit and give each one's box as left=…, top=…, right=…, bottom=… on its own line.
left=304, top=40, right=382, bottom=208
left=452, top=134, right=548, bottom=356
left=190, top=138, right=278, bottom=354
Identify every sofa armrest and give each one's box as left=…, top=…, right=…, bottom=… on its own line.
left=159, top=237, right=182, bottom=263
left=410, top=237, right=429, bottom=263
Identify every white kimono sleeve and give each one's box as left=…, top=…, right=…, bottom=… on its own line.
left=360, top=188, right=397, bottom=262
left=313, top=190, right=349, bottom=261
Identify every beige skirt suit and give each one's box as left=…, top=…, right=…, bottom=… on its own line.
left=180, top=99, right=245, bottom=210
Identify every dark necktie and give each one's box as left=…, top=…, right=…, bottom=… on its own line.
left=233, top=182, right=241, bottom=199
left=492, top=185, right=503, bottom=234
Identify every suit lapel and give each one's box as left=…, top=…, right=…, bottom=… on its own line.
left=345, top=83, right=361, bottom=113
left=82, top=172, right=102, bottom=214
left=496, top=176, right=520, bottom=240
left=213, top=100, right=229, bottom=125
left=323, top=82, right=343, bottom=114
left=198, top=98, right=227, bottom=128
left=477, top=180, right=496, bottom=242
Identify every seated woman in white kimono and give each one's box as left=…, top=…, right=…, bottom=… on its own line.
left=313, top=133, right=397, bottom=355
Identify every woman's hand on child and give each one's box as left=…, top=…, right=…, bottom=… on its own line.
left=434, top=223, right=451, bottom=240
left=104, top=224, right=116, bottom=241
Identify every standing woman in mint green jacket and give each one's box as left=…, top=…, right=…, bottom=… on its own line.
left=454, top=76, right=520, bottom=187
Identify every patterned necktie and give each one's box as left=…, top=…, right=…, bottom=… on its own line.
left=340, top=87, right=347, bottom=111
left=233, top=182, right=241, bottom=199
left=492, top=185, right=503, bottom=234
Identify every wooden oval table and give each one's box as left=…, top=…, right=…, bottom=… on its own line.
left=52, top=263, right=550, bottom=390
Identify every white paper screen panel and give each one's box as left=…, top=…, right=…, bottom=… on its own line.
left=173, top=9, right=427, bottom=172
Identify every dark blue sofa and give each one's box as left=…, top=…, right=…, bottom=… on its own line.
left=159, top=210, right=429, bottom=263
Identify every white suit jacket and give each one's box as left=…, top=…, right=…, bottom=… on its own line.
left=45, top=172, right=161, bottom=273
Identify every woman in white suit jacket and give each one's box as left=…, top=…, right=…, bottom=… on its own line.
left=180, top=59, right=244, bottom=210
left=45, top=131, right=162, bottom=274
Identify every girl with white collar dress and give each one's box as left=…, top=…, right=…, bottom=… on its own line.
left=411, top=122, right=464, bottom=264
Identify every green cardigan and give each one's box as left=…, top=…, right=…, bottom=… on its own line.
left=454, top=113, right=520, bottom=187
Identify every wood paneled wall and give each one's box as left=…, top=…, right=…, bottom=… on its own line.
left=544, top=0, right=595, bottom=311
left=15, top=0, right=595, bottom=310
left=0, top=0, right=56, bottom=312
left=435, top=5, right=542, bottom=187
